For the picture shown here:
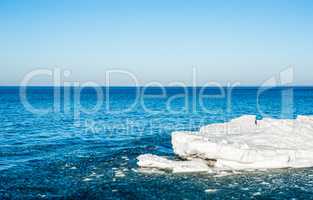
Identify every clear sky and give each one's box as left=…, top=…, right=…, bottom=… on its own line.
left=1, top=0, right=313, bottom=86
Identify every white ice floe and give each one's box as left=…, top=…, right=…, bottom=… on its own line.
left=137, top=154, right=213, bottom=173
left=137, top=115, right=313, bottom=171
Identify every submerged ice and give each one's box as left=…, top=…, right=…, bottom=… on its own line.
left=137, top=115, right=313, bottom=172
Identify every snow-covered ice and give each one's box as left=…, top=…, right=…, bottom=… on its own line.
left=137, top=115, right=313, bottom=172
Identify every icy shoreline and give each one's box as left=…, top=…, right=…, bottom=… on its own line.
left=137, top=115, right=313, bottom=172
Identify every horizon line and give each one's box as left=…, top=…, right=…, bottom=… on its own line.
left=1, top=85, right=313, bottom=88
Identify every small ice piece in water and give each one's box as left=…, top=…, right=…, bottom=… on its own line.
left=114, top=169, right=126, bottom=177
left=137, top=154, right=213, bottom=173
left=253, top=192, right=262, bottom=196
left=205, top=189, right=218, bottom=193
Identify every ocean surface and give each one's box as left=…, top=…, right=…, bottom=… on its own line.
left=1, top=86, right=313, bottom=199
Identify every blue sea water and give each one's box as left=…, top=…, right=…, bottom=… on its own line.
left=1, top=86, right=313, bottom=199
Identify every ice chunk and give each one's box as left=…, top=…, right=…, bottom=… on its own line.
left=200, top=115, right=257, bottom=135
left=172, top=115, right=313, bottom=170
left=138, top=115, right=313, bottom=171
left=137, top=154, right=213, bottom=173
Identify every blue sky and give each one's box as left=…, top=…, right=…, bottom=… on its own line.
left=1, top=0, right=313, bottom=85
